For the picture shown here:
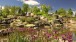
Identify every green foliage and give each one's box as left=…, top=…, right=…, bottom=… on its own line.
left=9, top=6, right=21, bottom=15
left=15, top=6, right=22, bottom=15
left=37, top=5, right=52, bottom=20
left=9, top=32, right=29, bottom=42
left=35, top=38, right=42, bottom=42
left=0, top=16, right=3, bottom=20
left=0, top=10, right=2, bottom=15
left=72, top=17, right=76, bottom=21
left=41, top=4, right=51, bottom=14
left=25, top=17, right=35, bottom=23
left=32, top=6, right=40, bottom=14
left=56, top=8, right=66, bottom=16
left=67, top=8, right=73, bottom=17
left=10, top=6, right=16, bottom=15
left=2, top=6, right=10, bottom=17
left=0, top=6, right=23, bottom=16
left=22, top=4, right=29, bottom=13
left=51, top=39, right=58, bottom=42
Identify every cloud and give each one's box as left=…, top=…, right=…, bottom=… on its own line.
left=19, top=0, right=40, bottom=5
left=24, top=1, right=40, bottom=5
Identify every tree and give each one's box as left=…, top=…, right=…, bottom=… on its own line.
left=32, top=6, right=40, bottom=15
left=2, top=6, right=10, bottom=17
left=15, top=6, right=22, bottom=15
left=55, top=10, right=58, bottom=14
left=67, top=8, right=73, bottom=17
left=41, top=5, right=51, bottom=14
left=10, top=6, right=16, bottom=15
left=40, top=5, right=51, bottom=17
left=22, top=4, right=29, bottom=14
left=57, top=8, right=66, bottom=16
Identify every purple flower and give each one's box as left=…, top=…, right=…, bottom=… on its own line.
left=45, top=32, right=51, bottom=38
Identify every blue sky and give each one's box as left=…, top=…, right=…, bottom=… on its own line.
left=0, top=0, right=76, bottom=11
left=0, top=0, right=22, bottom=6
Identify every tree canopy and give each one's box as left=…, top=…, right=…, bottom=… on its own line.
left=56, top=8, right=66, bottom=16
left=41, top=5, right=51, bottom=14
left=22, top=4, right=29, bottom=14
left=2, top=6, right=10, bottom=17
left=32, top=6, right=40, bottom=15
left=67, top=8, right=73, bottom=17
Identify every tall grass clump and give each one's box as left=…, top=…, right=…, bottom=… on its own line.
left=8, top=31, right=29, bottom=42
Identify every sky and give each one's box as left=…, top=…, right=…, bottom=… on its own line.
left=0, top=0, right=76, bottom=11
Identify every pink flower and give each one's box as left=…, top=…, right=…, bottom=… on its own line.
left=54, top=36, right=58, bottom=39
left=17, top=28, right=26, bottom=32
left=31, top=35, right=38, bottom=40
left=45, top=32, right=51, bottom=38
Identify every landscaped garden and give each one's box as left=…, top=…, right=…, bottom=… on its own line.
left=0, top=4, right=76, bottom=42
